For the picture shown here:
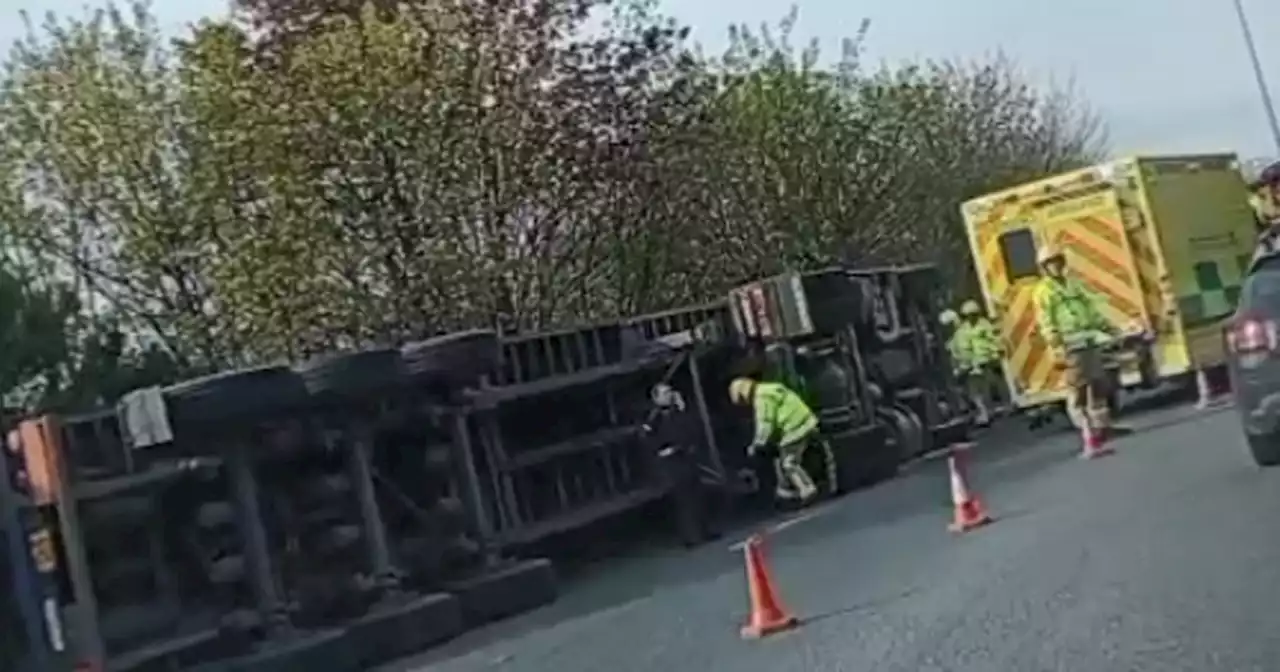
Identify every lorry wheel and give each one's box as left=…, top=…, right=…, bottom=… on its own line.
left=163, top=366, right=310, bottom=433
left=295, top=348, right=406, bottom=401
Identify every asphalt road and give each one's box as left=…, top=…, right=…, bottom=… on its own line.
left=385, top=400, right=1280, bottom=672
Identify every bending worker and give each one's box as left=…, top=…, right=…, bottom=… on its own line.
left=955, top=300, right=1003, bottom=426
left=1032, top=245, right=1129, bottom=447
left=728, top=376, right=832, bottom=503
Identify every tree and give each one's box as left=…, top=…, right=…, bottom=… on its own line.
left=0, top=3, right=240, bottom=366
left=0, top=1, right=1107, bottom=374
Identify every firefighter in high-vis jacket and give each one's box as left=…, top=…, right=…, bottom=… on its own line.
left=728, top=377, right=831, bottom=503
left=1032, top=245, right=1126, bottom=440
left=955, top=300, right=1003, bottom=426
left=1251, top=161, right=1280, bottom=232
left=1252, top=162, right=1280, bottom=257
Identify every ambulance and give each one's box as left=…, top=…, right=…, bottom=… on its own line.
left=960, top=154, right=1257, bottom=410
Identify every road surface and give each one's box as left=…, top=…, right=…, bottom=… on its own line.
left=385, top=401, right=1280, bottom=671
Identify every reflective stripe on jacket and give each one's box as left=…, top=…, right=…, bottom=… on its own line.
left=752, top=382, right=819, bottom=448
left=955, top=319, right=1001, bottom=369
left=1033, top=276, right=1108, bottom=346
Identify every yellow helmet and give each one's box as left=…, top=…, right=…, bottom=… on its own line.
left=960, top=300, right=981, bottom=316
left=938, top=309, right=959, bottom=326
left=728, top=378, right=755, bottom=405
left=1036, top=245, right=1064, bottom=266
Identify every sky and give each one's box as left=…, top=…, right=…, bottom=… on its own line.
left=3, top=0, right=1278, bottom=158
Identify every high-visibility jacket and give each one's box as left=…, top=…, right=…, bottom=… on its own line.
left=955, top=318, right=1001, bottom=370
left=751, top=382, right=819, bottom=448
left=1033, top=276, right=1110, bottom=348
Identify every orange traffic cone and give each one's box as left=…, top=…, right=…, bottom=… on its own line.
left=947, top=450, right=991, bottom=533
left=740, top=535, right=799, bottom=639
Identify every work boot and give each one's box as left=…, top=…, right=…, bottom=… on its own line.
left=774, top=485, right=800, bottom=500
left=784, top=464, right=819, bottom=502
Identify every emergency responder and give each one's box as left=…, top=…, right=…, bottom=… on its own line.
left=644, top=383, right=719, bottom=546
left=1250, top=161, right=1280, bottom=232
left=728, top=376, right=830, bottom=503
left=955, top=300, right=1004, bottom=426
left=1032, top=245, right=1130, bottom=441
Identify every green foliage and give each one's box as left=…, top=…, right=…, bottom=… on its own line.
left=0, top=0, right=1109, bottom=382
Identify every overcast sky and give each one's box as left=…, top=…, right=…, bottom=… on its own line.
left=4, top=0, right=1278, bottom=157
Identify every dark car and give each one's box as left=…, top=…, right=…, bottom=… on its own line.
left=1228, top=251, right=1280, bottom=466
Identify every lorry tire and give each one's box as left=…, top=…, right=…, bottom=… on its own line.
left=401, top=330, right=500, bottom=387
left=164, top=366, right=310, bottom=431
left=188, top=628, right=358, bottom=672
left=876, top=406, right=925, bottom=461
left=295, top=348, right=406, bottom=400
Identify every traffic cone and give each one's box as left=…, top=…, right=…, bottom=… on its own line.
left=739, top=535, right=799, bottom=639
left=947, top=451, right=991, bottom=533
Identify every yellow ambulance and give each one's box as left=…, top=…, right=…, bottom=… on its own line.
left=960, top=153, right=1257, bottom=409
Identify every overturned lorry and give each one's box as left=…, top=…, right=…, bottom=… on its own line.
left=0, top=333, right=559, bottom=672
left=0, top=264, right=970, bottom=672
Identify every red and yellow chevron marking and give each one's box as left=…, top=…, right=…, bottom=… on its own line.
left=971, top=200, right=1150, bottom=405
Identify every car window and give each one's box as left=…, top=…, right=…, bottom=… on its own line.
left=1242, top=258, right=1280, bottom=311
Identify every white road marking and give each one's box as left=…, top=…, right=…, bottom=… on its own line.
left=727, top=502, right=839, bottom=552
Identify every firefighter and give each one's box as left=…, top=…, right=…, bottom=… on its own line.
left=1252, top=162, right=1280, bottom=256
left=645, top=383, right=719, bottom=546
left=1250, top=161, right=1280, bottom=231
left=1032, top=245, right=1129, bottom=441
left=955, top=299, right=1003, bottom=426
left=728, top=377, right=827, bottom=503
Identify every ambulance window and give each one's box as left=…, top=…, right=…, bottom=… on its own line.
left=999, top=229, right=1040, bottom=280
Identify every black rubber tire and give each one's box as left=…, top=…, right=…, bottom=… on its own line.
left=345, top=593, right=463, bottom=668
left=1247, top=433, right=1280, bottom=467
left=443, top=558, right=558, bottom=627
left=401, top=330, right=500, bottom=386
left=164, top=366, right=310, bottom=431
left=188, top=628, right=359, bottom=672
left=294, top=348, right=406, bottom=400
